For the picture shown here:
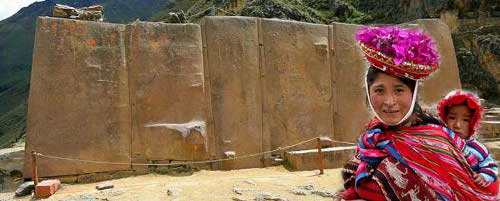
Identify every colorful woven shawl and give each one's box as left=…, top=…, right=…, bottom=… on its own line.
left=353, top=117, right=498, bottom=201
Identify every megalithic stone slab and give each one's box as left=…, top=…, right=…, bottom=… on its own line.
left=24, top=17, right=131, bottom=178
left=261, top=19, right=334, bottom=151
left=202, top=16, right=263, bottom=169
left=127, top=22, right=207, bottom=162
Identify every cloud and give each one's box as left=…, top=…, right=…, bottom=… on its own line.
left=0, top=0, right=46, bottom=21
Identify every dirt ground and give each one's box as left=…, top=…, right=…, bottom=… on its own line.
left=0, top=166, right=344, bottom=201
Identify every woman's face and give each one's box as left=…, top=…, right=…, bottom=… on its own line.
left=369, top=73, right=413, bottom=125
left=445, top=105, right=471, bottom=139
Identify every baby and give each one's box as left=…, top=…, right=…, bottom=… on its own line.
left=438, top=90, right=498, bottom=189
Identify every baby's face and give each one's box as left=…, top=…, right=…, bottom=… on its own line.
left=446, top=105, right=472, bottom=139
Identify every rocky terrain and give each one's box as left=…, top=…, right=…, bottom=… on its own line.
left=0, top=165, right=343, bottom=201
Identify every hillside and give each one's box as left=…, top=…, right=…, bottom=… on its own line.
left=0, top=0, right=169, bottom=148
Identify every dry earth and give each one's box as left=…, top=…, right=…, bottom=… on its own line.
left=0, top=167, right=344, bottom=201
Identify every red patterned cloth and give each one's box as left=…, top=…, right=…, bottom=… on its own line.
left=340, top=117, right=499, bottom=201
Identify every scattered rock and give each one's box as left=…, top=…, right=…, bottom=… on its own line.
left=244, top=179, right=256, bottom=186
left=255, top=193, right=289, bottom=201
left=233, top=197, right=246, bottom=201
left=232, top=187, right=243, bottom=194
left=0, top=147, right=24, bottom=181
left=311, top=190, right=334, bottom=198
left=164, top=10, right=187, bottom=23
left=108, top=190, right=124, bottom=197
left=298, top=184, right=314, bottom=190
left=96, top=182, right=114, bottom=190
left=52, top=4, right=104, bottom=21
left=15, top=181, right=34, bottom=197
left=290, top=189, right=306, bottom=195
left=167, top=187, right=182, bottom=196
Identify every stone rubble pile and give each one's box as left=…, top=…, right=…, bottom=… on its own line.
left=52, top=4, right=104, bottom=21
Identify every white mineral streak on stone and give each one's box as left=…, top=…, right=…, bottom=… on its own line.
left=144, top=120, right=207, bottom=151
left=144, top=120, right=206, bottom=138
left=319, top=135, right=333, bottom=142
left=224, top=151, right=236, bottom=158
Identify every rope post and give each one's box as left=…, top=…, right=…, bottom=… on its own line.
left=316, top=138, right=324, bottom=175
left=31, top=151, right=38, bottom=186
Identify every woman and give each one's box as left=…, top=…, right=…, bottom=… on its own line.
left=335, top=26, right=498, bottom=201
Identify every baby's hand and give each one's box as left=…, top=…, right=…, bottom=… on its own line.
left=473, top=172, right=490, bottom=188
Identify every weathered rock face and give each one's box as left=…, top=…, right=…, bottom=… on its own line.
left=26, top=16, right=461, bottom=177
left=164, top=10, right=187, bottom=23
left=52, top=4, right=104, bottom=21
left=452, top=17, right=500, bottom=104
left=25, top=17, right=131, bottom=178
left=127, top=21, right=207, bottom=162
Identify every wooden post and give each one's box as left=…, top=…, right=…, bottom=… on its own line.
left=31, top=151, right=38, bottom=186
left=317, top=138, right=324, bottom=175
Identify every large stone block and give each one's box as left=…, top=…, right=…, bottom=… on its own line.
left=127, top=22, right=207, bottom=162
left=202, top=16, right=263, bottom=169
left=261, top=19, right=334, bottom=152
left=330, top=23, right=372, bottom=144
left=25, top=17, right=131, bottom=178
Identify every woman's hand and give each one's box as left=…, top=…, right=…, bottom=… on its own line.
left=473, top=172, right=489, bottom=188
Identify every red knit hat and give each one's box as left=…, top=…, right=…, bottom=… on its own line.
left=437, top=90, right=483, bottom=137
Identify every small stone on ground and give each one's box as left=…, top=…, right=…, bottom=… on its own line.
left=232, top=187, right=243, bottom=194
left=298, top=184, right=314, bottom=190
left=167, top=187, right=182, bottom=196
left=15, top=181, right=34, bottom=196
left=291, top=189, right=306, bottom=195
left=96, top=182, right=113, bottom=190
left=311, top=190, right=334, bottom=198
left=244, top=179, right=256, bottom=186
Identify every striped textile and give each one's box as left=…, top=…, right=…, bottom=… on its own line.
left=347, top=117, right=499, bottom=201
left=466, top=137, right=498, bottom=183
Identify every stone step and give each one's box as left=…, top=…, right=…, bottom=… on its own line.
left=479, top=121, right=500, bottom=140
left=484, top=115, right=500, bottom=121
left=284, top=146, right=356, bottom=171
left=484, top=108, right=500, bottom=121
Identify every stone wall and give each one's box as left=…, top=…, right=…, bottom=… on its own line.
left=25, top=16, right=461, bottom=177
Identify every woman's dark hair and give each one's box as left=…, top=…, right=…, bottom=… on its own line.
left=366, top=67, right=416, bottom=93
left=366, top=67, right=443, bottom=126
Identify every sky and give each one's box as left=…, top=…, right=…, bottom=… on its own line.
left=0, top=0, right=45, bottom=21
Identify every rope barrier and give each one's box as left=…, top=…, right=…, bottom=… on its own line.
left=34, top=137, right=357, bottom=166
